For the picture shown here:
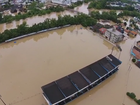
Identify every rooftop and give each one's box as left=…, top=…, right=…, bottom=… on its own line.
left=132, top=46, right=140, bottom=59
left=107, top=28, right=123, bottom=36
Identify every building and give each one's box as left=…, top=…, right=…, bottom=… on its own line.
left=41, top=54, right=122, bottom=105
left=0, top=0, right=8, bottom=4
left=104, top=27, right=124, bottom=43
left=51, top=0, right=71, bottom=5
left=132, top=0, right=138, bottom=2
left=51, top=0, right=83, bottom=5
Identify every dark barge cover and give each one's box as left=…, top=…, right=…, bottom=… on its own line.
left=41, top=54, right=122, bottom=105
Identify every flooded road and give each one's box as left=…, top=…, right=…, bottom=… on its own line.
left=0, top=25, right=140, bottom=105
left=0, top=10, right=76, bottom=33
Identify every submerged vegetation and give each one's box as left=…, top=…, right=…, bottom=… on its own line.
left=0, top=14, right=97, bottom=43
left=126, top=92, right=140, bottom=105
left=132, top=58, right=137, bottom=63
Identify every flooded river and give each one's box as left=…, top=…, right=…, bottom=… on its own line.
left=0, top=10, right=76, bottom=33
left=0, top=25, right=140, bottom=105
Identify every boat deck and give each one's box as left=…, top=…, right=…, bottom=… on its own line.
left=41, top=82, right=65, bottom=104
left=56, top=76, right=78, bottom=97
left=68, top=71, right=89, bottom=90
left=41, top=54, right=122, bottom=105
left=80, top=67, right=100, bottom=83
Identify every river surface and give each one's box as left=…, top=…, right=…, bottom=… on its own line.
left=0, top=10, right=76, bottom=33
left=0, top=25, right=140, bottom=105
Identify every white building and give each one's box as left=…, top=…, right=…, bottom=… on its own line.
left=104, top=27, right=124, bottom=43
left=0, top=0, right=8, bottom=4
left=52, top=0, right=71, bottom=5
left=51, top=0, right=83, bottom=5
left=71, top=0, right=82, bottom=3
left=132, top=0, right=138, bottom=2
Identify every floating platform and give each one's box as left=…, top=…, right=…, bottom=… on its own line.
left=41, top=54, right=122, bottom=105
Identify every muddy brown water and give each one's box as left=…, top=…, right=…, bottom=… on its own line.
left=0, top=25, right=140, bottom=105
left=74, top=3, right=89, bottom=14
left=0, top=10, right=76, bottom=33
left=0, top=4, right=140, bottom=105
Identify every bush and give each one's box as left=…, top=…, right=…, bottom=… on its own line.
left=126, top=92, right=136, bottom=99
left=132, top=58, right=136, bottom=63
left=124, top=22, right=127, bottom=26
left=136, top=99, right=140, bottom=105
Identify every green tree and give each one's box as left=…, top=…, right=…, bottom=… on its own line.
left=0, top=13, right=2, bottom=22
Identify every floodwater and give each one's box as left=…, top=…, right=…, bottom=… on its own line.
left=0, top=25, right=140, bottom=105
left=74, top=3, right=89, bottom=14
left=0, top=10, right=76, bottom=33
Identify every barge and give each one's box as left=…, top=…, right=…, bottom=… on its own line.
left=41, top=54, right=122, bottom=105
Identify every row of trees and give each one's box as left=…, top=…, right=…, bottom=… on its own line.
left=126, top=92, right=140, bottom=105
left=0, top=5, right=64, bottom=24
left=0, top=14, right=97, bottom=43
left=118, top=10, right=140, bottom=19
left=90, top=11, right=121, bottom=23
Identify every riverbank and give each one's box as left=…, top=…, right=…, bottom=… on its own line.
left=5, top=24, right=71, bottom=42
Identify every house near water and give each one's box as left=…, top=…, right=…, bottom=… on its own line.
left=104, top=26, right=124, bottom=43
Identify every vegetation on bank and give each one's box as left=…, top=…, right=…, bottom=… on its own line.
left=0, top=5, right=64, bottom=24
left=90, top=11, right=121, bottom=23
left=0, top=14, right=97, bottom=43
left=118, top=10, right=140, bottom=19
left=126, top=92, right=140, bottom=105
left=27, top=1, right=44, bottom=10
left=132, top=58, right=137, bottom=63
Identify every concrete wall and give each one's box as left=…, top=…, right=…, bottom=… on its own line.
left=104, top=30, right=123, bottom=43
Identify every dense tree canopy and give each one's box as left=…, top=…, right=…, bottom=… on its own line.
left=118, top=10, right=140, bottom=18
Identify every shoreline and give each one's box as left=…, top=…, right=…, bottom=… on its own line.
left=4, top=24, right=71, bottom=43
